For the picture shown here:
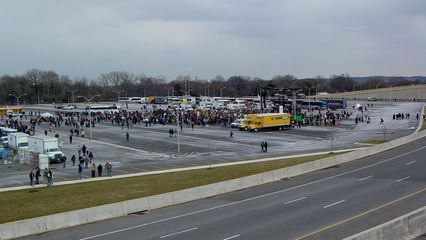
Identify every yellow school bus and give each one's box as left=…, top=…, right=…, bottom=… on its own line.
left=0, top=107, right=24, bottom=116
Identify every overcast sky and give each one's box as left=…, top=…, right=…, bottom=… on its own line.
left=0, top=0, right=425, bottom=81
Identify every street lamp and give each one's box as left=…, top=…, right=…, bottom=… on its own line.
left=306, top=86, right=315, bottom=110
left=9, top=93, right=26, bottom=106
left=113, top=89, right=124, bottom=102
left=167, top=87, right=174, bottom=98
left=77, top=95, right=100, bottom=140
left=217, top=87, right=226, bottom=98
left=176, top=109, right=181, bottom=154
left=70, top=90, right=78, bottom=106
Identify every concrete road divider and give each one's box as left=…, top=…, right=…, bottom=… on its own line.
left=343, top=206, right=426, bottom=240
left=2, top=129, right=426, bottom=239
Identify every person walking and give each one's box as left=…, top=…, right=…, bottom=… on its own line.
left=69, top=134, right=73, bottom=144
left=43, top=167, right=48, bottom=183
left=78, top=163, right=83, bottom=180
left=35, top=168, right=40, bottom=185
left=105, top=162, right=112, bottom=177
left=62, top=155, right=67, bottom=168
left=91, top=163, right=96, bottom=178
left=84, top=155, right=89, bottom=168
left=46, top=169, right=53, bottom=187
left=88, top=151, right=94, bottom=163
left=230, top=130, right=234, bottom=139
left=71, top=154, right=76, bottom=166
left=97, top=164, right=103, bottom=177
left=264, top=141, right=268, bottom=152
left=261, top=141, right=265, bottom=152
left=82, top=144, right=87, bottom=156
left=126, top=132, right=129, bottom=141
left=29, top=170, right=34, bottom=187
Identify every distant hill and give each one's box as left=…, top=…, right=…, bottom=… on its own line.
left=352, top=76, right=426, bottom=83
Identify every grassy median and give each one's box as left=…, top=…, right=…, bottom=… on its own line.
left=0, top=153, right=340, bottom=224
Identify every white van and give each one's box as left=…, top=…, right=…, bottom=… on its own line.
left=231, top=119, right=245, bottom=128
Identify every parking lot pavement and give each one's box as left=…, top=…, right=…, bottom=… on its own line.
left=0, top=101, right=422, bottom=188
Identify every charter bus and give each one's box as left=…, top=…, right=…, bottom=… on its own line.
left=118, top=97, right=130, bottom=104
left=86, top=105, right=121, bottom=114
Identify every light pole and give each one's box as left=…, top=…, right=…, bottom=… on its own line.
left=9, top=93, right=26, bottom=106
left=167, top=87, right=174, bottom=98
left=176, top=109, right=181, bottom=154
left=70, top=90, right=78, bottom=106
left=306, top=86, right=315, bottom=110
left=113, top=89, right=124, bottom=102
left=217, top=87, right=226, bottom=98
left=77, top=95, right=100, bottom=140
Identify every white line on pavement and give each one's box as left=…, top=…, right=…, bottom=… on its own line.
left=114, top=169, right=131, bottom=174
left=78, top=145, right=426, bottom=240
left=283, top=197, right=307, bottom=205
left=358, top=176, right=373, bottom=181
left=159, top=227, right=199, bottom=239
left=223, top=234, right=240, bottom=240
left=323, top=200, right=346, bottom=209
left=396, top=176, right=410, bottom=183
left=406, top=161, right=416, bottom=165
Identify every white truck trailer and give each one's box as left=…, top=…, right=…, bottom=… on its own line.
left=8, top=132, right=29, bottom=150
left=28, top=135, right=65, bottom=164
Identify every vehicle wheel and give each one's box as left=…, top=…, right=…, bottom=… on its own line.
left=245, top=127, right=248, bottom=131
left=254, top=129, right=258, bottom=132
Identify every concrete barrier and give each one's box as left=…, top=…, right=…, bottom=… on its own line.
left=343, top=206, right=426, bottom=240
left=2, top=121, right=426, bottom=239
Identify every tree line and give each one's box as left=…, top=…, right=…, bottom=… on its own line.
left=0, top=69, right=417, bottom=105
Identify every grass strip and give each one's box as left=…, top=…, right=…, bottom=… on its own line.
left=0, top=153, right=340, bottom=224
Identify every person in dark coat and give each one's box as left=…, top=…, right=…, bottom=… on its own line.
left=264, top=141, right=268, bottom=152
left=29, top=170, right=34, bottom=187
left=97, top=164, right=103, bottom=177
left=261, top=141, right=265, bottom=152
left=35, top=168, right=41, bottom=184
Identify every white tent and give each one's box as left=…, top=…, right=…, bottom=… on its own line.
left=41, top=112, right=54, bottom=118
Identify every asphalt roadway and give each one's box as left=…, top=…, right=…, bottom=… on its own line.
left=20, top=134, right=426, bottom=240
left=0, top=101, right=421, bottom=188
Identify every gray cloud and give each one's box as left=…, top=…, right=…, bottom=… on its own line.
left=0, top=0, right=425, bottom=80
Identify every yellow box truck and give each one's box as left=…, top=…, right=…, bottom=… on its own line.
left=245, top=113, right=291, bottom=132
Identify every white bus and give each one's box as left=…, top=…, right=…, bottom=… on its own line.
left=129, top=97, right=145, bottom=104
left=86, top=105, right=121, bottom=114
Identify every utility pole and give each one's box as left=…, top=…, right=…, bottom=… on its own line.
left=77, top=95, right=100, bottom=140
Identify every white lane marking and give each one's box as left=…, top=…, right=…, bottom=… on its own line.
left=159, top=227, right=199, bottom=239
left=396, top=176, right=410, bottom=183
left=283, top=197, right=307, bottom=205
left=406, top=161, right=416, bottom=165
left=223, top=234, right=240, bottom=240
left=323, top=200, right=346, bottom=209
left=358, top=176, right=373, bottom=181
left=79, top=145, right=426, bottom=240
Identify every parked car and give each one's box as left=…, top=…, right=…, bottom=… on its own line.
left=64, top=105, right=76, bottom=110
left=368, top=96, right=377, bottom=101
